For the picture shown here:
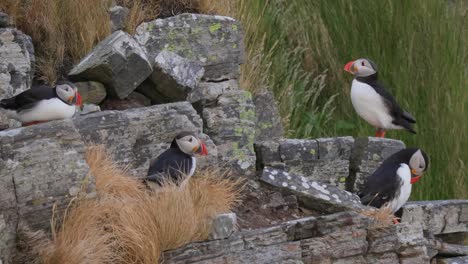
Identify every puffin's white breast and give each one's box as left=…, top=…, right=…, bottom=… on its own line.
left=350, top=79, right=399, bottom=129
left=387, top=164, right=412, bottom=213
left=18, top=98, right=76, bottom=123
left=188, top=157, right=196, bottom=177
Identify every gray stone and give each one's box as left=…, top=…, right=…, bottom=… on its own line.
left=0, top=120, right=95, bottom=231
left=135, top=14, right=244, bottom=81
left=74, top=81, right=107, bottom=104
left=202, top=90, right=256, bottom=176
left=260, top=167, right=366, bottom=213
left=209, top=213, right=237, bottom=240
left=143, top=50, right=205, bottom=103
left=401, top=200, right=468, bottom=235
left=0, top=112, right=8, bottom=130
left=0, top=12, right=11, bottom=28
left=100, top=91, right=151, bottom=110
left=0, top=28, right=35, bottom=100
left=437, top=256, right=468, bottom=264
left=79, top=104, right=101, bottom=115
left=109, top=5, right=128, bottom=32
left=253, top=90, right=283, bottom=141
left=188, top=79, right=240, bottom=104
left=69, top=30, right=152, bottom=99
left=349, top=137, right=405, bottom=192
left=255, top=137, right=354, bottom=188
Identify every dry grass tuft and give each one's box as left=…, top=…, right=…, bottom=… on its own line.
left=360, top=206, right=395, bottom=228
left=34, top=145, right=242, bottom=264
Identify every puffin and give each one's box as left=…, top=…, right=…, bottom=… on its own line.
left=344, top=58, right=416, bottom=138
left=358, top=148, right=428, bottom=220
left=146, top=132, right=209, bottom=188
left=0, top=82, right=83, bottom=126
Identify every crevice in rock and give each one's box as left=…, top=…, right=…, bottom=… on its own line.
left=203, top=78, right=231, bottom=83
left=346, top=137, right=368, bottom=193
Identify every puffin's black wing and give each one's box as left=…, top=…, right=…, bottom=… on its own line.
left=147, top=148, right=193, bottom=185
left=359, top=78, right=416, bottom=133
left=358, top=165, right=401, bottom=208
left=0, top=86, right=56, bottom=111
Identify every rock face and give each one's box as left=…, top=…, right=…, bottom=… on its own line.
left=0, top=28, right=35, bottom=100
left=253, top=89, right=284, bottom=141
left=0, top=12, right=11, bottom=28
left=100, top=91, right=151, bottom=110
left=74, top=81, right=107, bottom=105
left=69, top=30, right=152, bottom=99
left=202, top=90, right=256, bottom=176
left=255, top=137, right=354, bottom=189
left=438, top=256, right=468, bottom=264
left=209, top=213, right=238, bottom=240
left=138, top=50, right=205, bottom=103
left=163, top=211, right=430, bottom=264
left=109, top=5, right=128, bottom=32
left=188, top=79, right=239, bottom=104
left=0, top=103, right=218, bottom=263
left=135, top=14, right=244, bottom=81
left=348, top=137, right=405, bottom=192
left=260, top=167, right=366, bottom=213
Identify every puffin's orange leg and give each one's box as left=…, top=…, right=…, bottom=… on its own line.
left=22, top=120, right=47, bottom=127
left=375, top=129, right=386, bottom=138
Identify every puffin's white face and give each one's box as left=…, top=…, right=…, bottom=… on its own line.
left=176, top=135, right=208, bottom=156
left=409, top=149, right=427, bottom=177
left=56, top=84, right=77, bottom=105
left=344, top=58, right=377, bottom=77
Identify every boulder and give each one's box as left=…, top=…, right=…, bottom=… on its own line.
left=349, top=137, right=405, bottom=192
left=0, top=28, right=35, bottom=100
left=188, top=79, right=240, bottom=104
left=100, top=91, right=151, bottom=110
left=79, top=104, right=101, bottom=115
left=255, top=137, right=354, bottom=189
left=74, top=81, right=107, bottom=104
left=109, top=5, right=128, bottom=32
left=209, top=213, right=238, bottom=240
left=202, top=90, right=256, bottom=176
left=401, top=200, right=468, bottom=235
left=253, top=90, right=283, bottom=141
left=0, top=12, right=11, bottom=28
left=69, top=30, right=152, bottom=99
left=138, top=50, right=205, bottom=103
left=260, top=167, right=366, bottom=213
left=134, top=14, right=244, bottom=81
left=437, top=256, right=468, bottom=264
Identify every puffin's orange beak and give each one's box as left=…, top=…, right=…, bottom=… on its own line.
left=193, top=140, right=208, bottom=156
left=75, top=92, right=83, bottom=108
left=344, top=60, right=355, bottom=73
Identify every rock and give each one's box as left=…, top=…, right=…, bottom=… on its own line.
left=135, top=14, right=244, bottom=81
left=141, top=50, right=205, bottom=103
left=209, top=213, right=237, bottom=240
left=0, top=28, right=35, bottom=100
left=188, top=79, right=240, bottom=104
left=437, top=256, right=468, bottom=264
left=0, top=112, right=9, bottom=130
left=202, top=90, right=256, bottom=176
left=260, top=167, right=366, bottom=213
left=401, top=200, right=468, bottom=235
left=253, top=90, right=283, bottom=141
left=69, top=30, right=152, bottom=99
left=79, top=104, right=101, bottom=115
left=74, top=81, right=107, bottom=104
left=349, top=137, right=405, bottom=192
left=109, top=5, right=128, bottom=32
left=0, top=12, right=11, bottom=28
left=100, top=91, right=151, bottom=110
left=255, top=137, right=354, bottom=188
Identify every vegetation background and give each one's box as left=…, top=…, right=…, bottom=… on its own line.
left=1, top=0, right=466, bottom=200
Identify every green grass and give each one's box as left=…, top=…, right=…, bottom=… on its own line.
left=237, top=0, right=468, bottom=200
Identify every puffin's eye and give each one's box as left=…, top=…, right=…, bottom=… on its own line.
left=361, top=61, right=365, bottom=66
left=188, top=137, right=193, bottom=143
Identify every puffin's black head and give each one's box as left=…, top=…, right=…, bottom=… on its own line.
left=55, top=81, right=83, bottom=107
left=170, top=131, right=208, bottom=156
left=344, top=58, right=378, bottom=77
left=385, top=148, right=429, bottom=184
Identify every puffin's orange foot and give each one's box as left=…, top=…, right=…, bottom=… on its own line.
left=22, top=120, right=47, bottom=127
left=375, top=129, right=386, bottom=138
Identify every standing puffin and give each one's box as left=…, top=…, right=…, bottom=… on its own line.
left=146, top=132, right=208, bottom=188
left=0, top=82, right=83, bottom=126
left=344, top=58, right=416, bottom=138
left=358, top=148, right=428, bottom=217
